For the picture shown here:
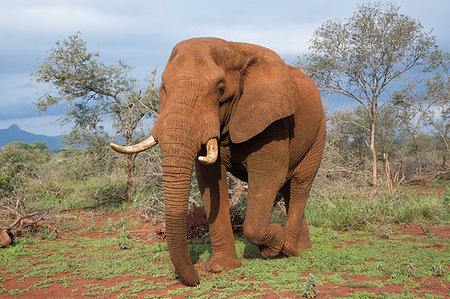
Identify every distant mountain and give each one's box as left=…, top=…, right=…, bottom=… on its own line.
left=0, top=124, right=64, bottom=151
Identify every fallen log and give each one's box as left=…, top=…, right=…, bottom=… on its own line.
left=0, top=211, right=57, bottom=248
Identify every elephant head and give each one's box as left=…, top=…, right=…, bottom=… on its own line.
left=110, top=38, right=300, bottom=285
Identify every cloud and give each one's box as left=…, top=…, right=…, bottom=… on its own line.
left=0, top=2, right=134, bottom=35
left=0, top=73, right=37, bottom=109
left=190, top=24, right=319, bottom=56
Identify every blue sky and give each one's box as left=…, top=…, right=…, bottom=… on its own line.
left=0, top=0, right=449, bottom=136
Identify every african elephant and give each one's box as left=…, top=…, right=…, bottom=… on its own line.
left=111, top=37, right=326, bottom=286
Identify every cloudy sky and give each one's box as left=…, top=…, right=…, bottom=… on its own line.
left=0, top=0, right=449, bottom=136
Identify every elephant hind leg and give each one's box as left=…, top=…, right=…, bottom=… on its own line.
left=243, top=146, right=289, bottom=257
left=281, top=178, right=312, bottom=257
left=243, top=170, right=286, bottom=257
left=282, top=131, right=325, bottom=257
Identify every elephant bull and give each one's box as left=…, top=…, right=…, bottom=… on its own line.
left=111, top=38, right=326, bottom=285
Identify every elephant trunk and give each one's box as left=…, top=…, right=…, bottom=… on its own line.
left=159, top=126, right=200, bottom=286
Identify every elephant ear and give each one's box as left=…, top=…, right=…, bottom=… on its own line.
left=229, top=45, right=298, bottom=143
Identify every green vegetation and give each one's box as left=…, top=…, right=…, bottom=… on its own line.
left=0, top=223, right=448, bottom=297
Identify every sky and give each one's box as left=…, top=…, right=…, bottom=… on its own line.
left=0, top=0, right=449, bottom=136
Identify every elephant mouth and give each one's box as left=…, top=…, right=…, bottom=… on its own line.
left=110, top=136, right=218, bottom=165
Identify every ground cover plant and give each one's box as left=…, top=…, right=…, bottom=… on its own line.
left=0, top=203, right=448, bottom=298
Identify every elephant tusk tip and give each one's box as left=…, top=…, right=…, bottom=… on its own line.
left=109, top=143, right=122, bottom=152
left=198, top=138, right=218, bottom=165
left=198, top=155, right=217, bottom=165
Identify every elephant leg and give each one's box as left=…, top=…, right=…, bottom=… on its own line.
left=281, top=177, right=311, bottom=257
left=243, top=137, right=289, bottom=258
left=282, top=133, right=325, bottom=257
left=195, top=160, right=241, bottom=273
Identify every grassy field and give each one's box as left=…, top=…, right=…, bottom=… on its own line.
left=0, top=208, right=448, bottom=298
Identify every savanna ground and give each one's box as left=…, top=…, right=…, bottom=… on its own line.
left=1, top=186, right=448, bottom=298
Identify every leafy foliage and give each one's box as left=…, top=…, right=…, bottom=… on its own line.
left=0, top=142, right=51, bottom=195
left=297, top=2, right=437, bottom=186
left=32, top=32, right=158, bottom=147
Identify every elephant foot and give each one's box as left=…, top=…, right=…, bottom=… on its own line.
left=298, top=234, right=312, bottom=250
left=257, top=223, right=285, bottom=258
left=258, top=243, right=284, bottom=258
left=205, top=255, right=242, bottom=273
left=281, top=239, right=299, bottom=257
left=281, top=235, right=311, bottom=257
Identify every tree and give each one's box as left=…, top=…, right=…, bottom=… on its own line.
left=297, top=2, right=436, bottom=187
left=32, top=32, right=159, bottom=201
left=392, top=50, right=449, bottom=178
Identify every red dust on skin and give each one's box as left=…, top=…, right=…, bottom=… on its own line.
left=1, top=211, right=448, bottom=298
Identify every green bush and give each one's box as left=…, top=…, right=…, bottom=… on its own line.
left=0, top=141, right=51, bottom=195
left=306, top=186, right=448, bottom=230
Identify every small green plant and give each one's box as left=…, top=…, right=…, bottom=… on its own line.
left=405, top=263, right=417, bottom=277
left=426, top=232, right=436, bottom=238
left=329, top=232, right=338, bottom=240
left=87, top=213, right=97, bottom=232
left=431, top=265, right=445, bottom=277
left=376, top=264, right=384, bottom=271
left=301, top=273, right=318, bottom=298
left=117, top=226, right=132, bottom=249
left=104, top=218, right=115, bottom=235
left=379, top=226, right=391, bottom=239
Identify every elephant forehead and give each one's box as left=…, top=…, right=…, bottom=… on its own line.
left=166, top=51, right=221, bottom=74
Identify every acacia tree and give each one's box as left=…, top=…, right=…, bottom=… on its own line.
left=297, top=2, right=436, bottom=187
left=32, top=32, right=159, bottom=201
left=393, top=50, right=449, bottom=177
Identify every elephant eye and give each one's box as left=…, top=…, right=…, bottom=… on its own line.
left=218, top=86, right=225, bottom=94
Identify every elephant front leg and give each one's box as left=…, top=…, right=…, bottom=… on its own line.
left=195, top=160, right=241, bottom=273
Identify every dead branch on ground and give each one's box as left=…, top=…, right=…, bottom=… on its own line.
left=0, top=209, right=58, bottom=248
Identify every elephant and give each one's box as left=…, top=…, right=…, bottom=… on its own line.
left=110, top=37, right=326, bottom=286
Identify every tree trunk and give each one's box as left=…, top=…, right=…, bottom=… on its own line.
left=125, top=154, right=136, bottom=202
left=369, top=120, right=378, bottom=187
left=364, top=133, right=368, bottom=173
left=412, top=137, right=422, bottom=179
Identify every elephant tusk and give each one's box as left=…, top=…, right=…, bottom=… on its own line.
left=198, top=138, right=218, bottom=165
left=110, top=136, right=157, bottom=154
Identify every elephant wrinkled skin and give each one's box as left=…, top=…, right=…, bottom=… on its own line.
left=111, top=38, right=326, bottom=286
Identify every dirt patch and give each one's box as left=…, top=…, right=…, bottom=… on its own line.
left=414, top=276, right=450, bottom=297
left=419, top=243, right=444, bottom=250
left=394, top=223, right=450, bottom=239
left=318, top=281, right=404, bottom=298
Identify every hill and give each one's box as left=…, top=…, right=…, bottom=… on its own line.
left=0, top=124, right=63, bottom=151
